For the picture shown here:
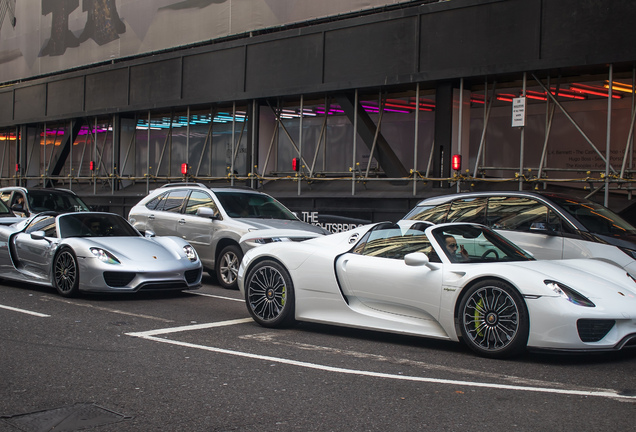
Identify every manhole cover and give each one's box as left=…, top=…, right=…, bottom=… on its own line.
left=1, top=403, right=131, bottom=431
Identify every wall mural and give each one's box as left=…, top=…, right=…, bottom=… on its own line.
left=0, top=0, right=410, bottom=83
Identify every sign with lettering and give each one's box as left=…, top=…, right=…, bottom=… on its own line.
left=512, top=97, right=526, bottom=127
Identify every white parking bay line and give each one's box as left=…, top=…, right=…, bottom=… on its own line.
left=126, top=319, right=636, bottom=402
left=0, top=304, right=50, bottom=317
left=188, top=292, right=245, bottom=302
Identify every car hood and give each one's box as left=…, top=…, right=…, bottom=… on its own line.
left=73, top=236, right=189, bottom=262
left=238, top=218, right=329, bottom=234
left=503, top=258, right=636, bottom=298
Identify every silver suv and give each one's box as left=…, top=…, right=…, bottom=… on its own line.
left=128, top=183, right=328, bottom=289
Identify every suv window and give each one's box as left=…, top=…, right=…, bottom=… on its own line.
left=185, top=190, right=218, bottom=215
left=487, top=197, right=549, bottom=231
left=158, top=190, right=189, bottom=213
left=406, top=202, right=451, bottom=224
left=447, top=198, right=487, bottom=224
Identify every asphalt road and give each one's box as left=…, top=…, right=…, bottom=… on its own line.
left=1, top=275, right=635, bottom=431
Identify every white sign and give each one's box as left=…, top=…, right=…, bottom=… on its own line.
left=512, top=97, right=526, bottom=127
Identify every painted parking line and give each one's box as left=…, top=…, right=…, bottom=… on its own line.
left=126, top=319, right=636, bottom=402
left=0, top=304, right=50, bottom=317
left=188, top=292, right=245, bottom=302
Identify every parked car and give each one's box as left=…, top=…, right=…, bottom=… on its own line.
left=0, top=211, right=202, bottom=297
left=127, top=183, right=329, bottom=289
left=401, top=191, right=636, bottom=277
left=0, top=187, right=91, bottom=218
left=238, top=221, right=636, bottom=358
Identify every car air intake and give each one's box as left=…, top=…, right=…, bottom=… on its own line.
left=103, top=272, right=136, bottom=287
left=185, top=268, right=202, bottom=284
left=577, top=319, right=615, bottom=342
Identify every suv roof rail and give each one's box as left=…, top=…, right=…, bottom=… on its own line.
left=159, top=182, right=207, bottom=189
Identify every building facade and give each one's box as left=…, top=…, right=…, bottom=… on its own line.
left=1, top=0, right=636, bottom=222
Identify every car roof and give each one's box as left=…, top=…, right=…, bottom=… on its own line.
left=154, top=183, right=268, bottom=195
left=0, top=186, right=81, bottom=196
left=413, top=190, right=583, bottom=206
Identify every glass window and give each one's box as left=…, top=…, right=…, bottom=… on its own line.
left=25, top=215, right=57, bottom=237
left=487, top=197, right=549, bottom=232
left=145, top=193, right=164, bottom=210
left=352, top=223, right=438, bottom=261
left=185, top=190, right=218, bottom=215
left=548, top=195, right=636, bottom=235
left=158, top=190, right=189, bottom=213
left=447, top=198, right=487, bottom=223
left=404, top=202, right=451, bottom=224
left=215, top=191, right=297, bottom=220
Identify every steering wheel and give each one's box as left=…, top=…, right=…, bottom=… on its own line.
left=481, top=249, right=499, bottom=260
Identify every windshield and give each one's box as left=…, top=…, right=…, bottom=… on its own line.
left=548, top=195, right=636, bottom=236
left=27, top=190, right=91, bottom=213
left=431, top=224, right=534, bottom=263
left=58, top=213, right=139, bottom=238
left=214, top=191, right=297, bottom=220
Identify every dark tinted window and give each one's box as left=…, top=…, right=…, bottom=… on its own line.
left=405, top=202, right=451, bottom=223
left=447, top=198, right=487, bottom=223
left=487, top=197, right=549, bottom=231
left=215, top=191, right=296, bottom=220
left=25, top=215, right=57, bottom=237
left=27, top=190, right=90, bottom=213
left=548, top=195, right=636, bottom=235
left=145, top=193, right=164, bottom=210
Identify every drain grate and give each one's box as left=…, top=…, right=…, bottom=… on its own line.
left=1, top=403, right=131, bottom=431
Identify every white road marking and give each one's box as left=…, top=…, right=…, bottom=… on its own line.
left=188, top=292, right=245, bottom=302
left=0, top=304, right=50, bottom=317
left=126, top=319, right=636, bottom=402
left=43, top=296, right=175, bottom=322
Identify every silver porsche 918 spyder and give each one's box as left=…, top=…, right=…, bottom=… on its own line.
left=238, top=221, right=636, bottom=358
left=0, top=212, right=203, bottom=297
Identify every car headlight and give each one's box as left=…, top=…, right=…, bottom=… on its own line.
left=90, top=248, right=120, bottom=264
left=544, top=280, right=595, bottom=307
left=183, top=245, right=198, bottom=262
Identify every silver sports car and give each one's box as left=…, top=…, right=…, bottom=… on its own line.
left=239, top=221, right=636, bottom=358
left=0, top=212, right=202, bottom=297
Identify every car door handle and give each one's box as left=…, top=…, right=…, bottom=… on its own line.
left=148, top=214, right=155, bottom=220
left=178, top=219, right=186, bottom=225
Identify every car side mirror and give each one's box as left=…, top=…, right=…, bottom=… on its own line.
left=30, top=231, right=46, bottom=240
left=404, top=252, right=437, bottom=269
left=197, top=207, right=221, bottom=220
left=145, top=230, right=156, bottom=238
left=529, top=222, right=559, bottom=236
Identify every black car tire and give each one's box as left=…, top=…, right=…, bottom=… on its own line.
left=244, top=259, right=296, bottom=328
left=458, top=279, right=529, bottom=359
left=216, top=244, right=242, bottom=290
left=53, top=247, right=80, bottom=297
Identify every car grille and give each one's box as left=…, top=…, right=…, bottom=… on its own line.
left=185, top=268, right=202, bottom=284
left=138, top=281, right=189, bottom=291
left=103, top=271, right=136, bottom=287
left=577, top=319, right=615, bottom=342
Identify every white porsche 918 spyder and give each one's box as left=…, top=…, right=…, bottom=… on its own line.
left=0, top=212, right=203, bottom=297
left=238, top=222, right=636, bottom=358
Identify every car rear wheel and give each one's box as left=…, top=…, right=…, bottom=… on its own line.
left=458, top=279, right=528, bottom=358
left=244, top=260, right=295, bottom=328
left=216, top=244, right=242, bottom=289
left=54, top=247, right=79, bottom=297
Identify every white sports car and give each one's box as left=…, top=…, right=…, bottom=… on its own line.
left=238, top=222, right=636, bottom=358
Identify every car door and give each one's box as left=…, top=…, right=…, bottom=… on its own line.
left=486, top=196, right=564, bottom=260
left=176, top=190, right=220, bottom=266
left=12, top=215, right=58, bottom=279
left=146, top=189, right=189, bottom=236
left=335, top=225, right=443, bottom=321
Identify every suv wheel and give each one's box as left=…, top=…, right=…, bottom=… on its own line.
left=216, top=244, right=242, bottom=289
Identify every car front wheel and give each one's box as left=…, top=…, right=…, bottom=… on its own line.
left=458, top=279, right=529, bottom=358
left=244, top=260, right=295, bottom=328
left=216, top=244, right=242, bottom=289
left=54, top=247, right=79, bottom=297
